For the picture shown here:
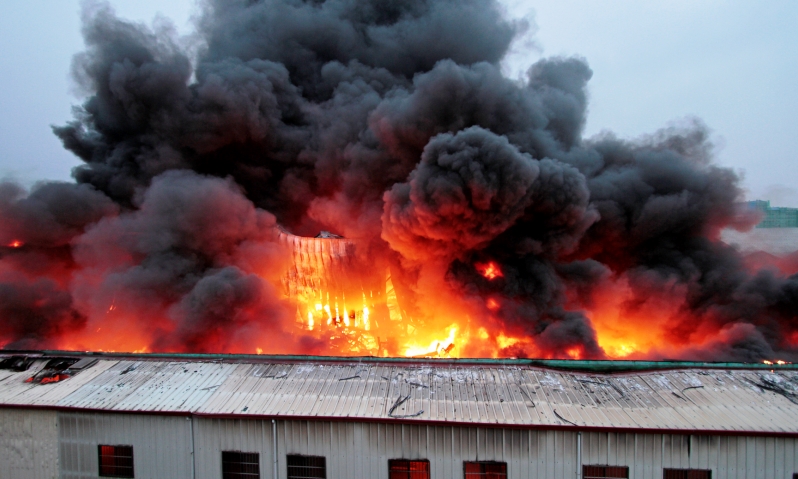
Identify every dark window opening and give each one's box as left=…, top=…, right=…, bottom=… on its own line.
left=663, top=469, right=712, bottom=479
left=584, top=465, right=629, bottom=478
left=98, top=445, right=134, bottom=478
left=222, top=451, right=260, bottom=479
left=390, top=459, right=431, bottom=479
left=0, top=356, right=34, bottom=371
left=287, top=454, right=326, bottom=479
left=464, top=461, right=507, bottom=478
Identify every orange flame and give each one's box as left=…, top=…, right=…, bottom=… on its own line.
left=7, top=240, right=23, bottom=248
left=476, top=261, right=503, bottom=280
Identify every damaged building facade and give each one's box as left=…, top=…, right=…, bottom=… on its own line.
left=1, top=352, right=798, bottom=479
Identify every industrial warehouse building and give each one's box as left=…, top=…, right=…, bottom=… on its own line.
left=1, top=353, right=798, bottom=479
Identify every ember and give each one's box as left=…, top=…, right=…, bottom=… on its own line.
left=0, top=0, right=796, bottom=362
left=476, top=262, right=504, bottom=280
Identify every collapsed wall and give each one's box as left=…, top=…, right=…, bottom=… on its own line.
left=276, top=228, right=409, bottom=355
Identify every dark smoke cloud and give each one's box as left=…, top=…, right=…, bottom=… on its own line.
left=69, top=170, right=291, bottom=352
left=0, top=0, right=795, bottom=360
left=382, top=127, right=545, bottom=261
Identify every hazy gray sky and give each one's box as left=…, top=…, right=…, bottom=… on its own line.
left=1, top=0, right=796, bottom=205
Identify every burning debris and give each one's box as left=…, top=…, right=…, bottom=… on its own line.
left=0, top=0, right=796, bottom=360
left=23, top=357, right=97, bottom=385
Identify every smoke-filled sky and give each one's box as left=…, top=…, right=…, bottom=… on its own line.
left=0, top=0, right=796, bottom=361
left=1, top=0, right=797, bottom=205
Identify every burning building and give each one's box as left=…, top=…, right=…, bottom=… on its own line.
left=3, top=0, right=798, bottom=476
left=2, top=351, right=798, bottom=478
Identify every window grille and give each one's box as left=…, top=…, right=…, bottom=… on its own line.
left=287, top=454, right=326, bottom=479
left=222, top=451, right=260, bottom=479
left=663, top=469, right=712, bottom=479
left=98, top=445, right=134, bottom=478
left=583, top=465, right=629, bottom=478
left=389, top=459, right=431, bottom=479
left=464, top=461, right=507, bottom=478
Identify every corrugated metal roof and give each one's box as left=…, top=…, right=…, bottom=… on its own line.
left=1, top=353, right=797, bottom=434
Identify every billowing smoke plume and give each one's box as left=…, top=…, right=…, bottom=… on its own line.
left=1, top=0, right=796, bottom=360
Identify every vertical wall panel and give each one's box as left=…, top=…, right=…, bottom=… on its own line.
left=193, top=418, right=273, bottom=479
left=6, top=408, right=798, bottom=479
left=0, top=408, right=58, bottom=479
left=58, top=412, right=192, bottom=479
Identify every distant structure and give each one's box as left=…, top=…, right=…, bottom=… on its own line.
left=721, top=200, right=798, bottom=255
left=2, top=351, right=798, bottom=479
left=748, top=200, right=798, bottom=228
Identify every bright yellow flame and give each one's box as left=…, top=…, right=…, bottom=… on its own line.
left=496, top=333, right=519, bottom=349
left=606, top=343, right=637, bottom=358
left=307, top=311, right=314, bottom=331
left=404, top=326, right=457, bottom=357
left=478, top=327, right=489, bottom=339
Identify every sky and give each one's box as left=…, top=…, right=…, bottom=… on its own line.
left=1, top=0, right=796, bottom=205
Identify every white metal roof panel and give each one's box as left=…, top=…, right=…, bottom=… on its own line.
left=1, top=354, right=798, bottom=434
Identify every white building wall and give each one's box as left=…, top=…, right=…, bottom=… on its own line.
left=0, top=407, right=59, bottom=479
left=2, top=408, right=796, bottom=479
left=58, top=412, right=193, bottom=479
left=193, top=417, right=275, bottom=479
left=191, top=418, right=578, bottom=479
left=580, top=431, right=798, bottom=479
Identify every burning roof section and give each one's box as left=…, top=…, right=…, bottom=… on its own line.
left=1, top=352, right=798, bottom=435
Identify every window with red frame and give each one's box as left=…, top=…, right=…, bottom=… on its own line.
left=98, top=445, right=134, bottom=478
left=663, top=469, right=711, bottom=479
left=583, top=465, right=629, bottom=478
left=389, top=459, right=430, bottom=479
left=464, top=461, right=507, bottom=479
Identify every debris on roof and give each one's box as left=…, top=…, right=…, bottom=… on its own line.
left=0, top=352, right=797, bottom=434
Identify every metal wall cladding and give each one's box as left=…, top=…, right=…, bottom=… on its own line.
left=193, top=418, right=275, bottom=479
left=580, top=431, right=798, bottom=479
left=0, top=407, right=59, bottom=479
left=58, top=411, right=194, bottom=479
left=3, top=410, right=798, bottom=478
left=192, top=418, right=578, bottom=479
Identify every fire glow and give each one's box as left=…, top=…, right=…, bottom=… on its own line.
left=0, top=0, right=797, bottom=362
left=477, top=262, right=503, bottom=280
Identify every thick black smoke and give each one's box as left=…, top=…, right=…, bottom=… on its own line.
left=0, top=0, right=795, bottom=359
